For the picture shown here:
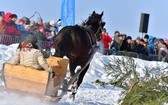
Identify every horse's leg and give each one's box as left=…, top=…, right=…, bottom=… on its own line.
left=76, top=63, right=90, bottom=88
left=69, top=60, right=77, bottom=77
left=70, top=63, right=90, bottom=100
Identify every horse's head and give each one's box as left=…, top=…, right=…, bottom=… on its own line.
left=84, top=11, right=105, bottom=41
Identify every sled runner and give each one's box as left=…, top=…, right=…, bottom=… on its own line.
left=2, top=57, right=69, bottom=99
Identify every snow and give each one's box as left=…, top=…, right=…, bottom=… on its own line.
left=0, top=44, right=168, bottom=105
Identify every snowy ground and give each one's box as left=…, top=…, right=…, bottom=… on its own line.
left=0, top=44, right=168, bottom=105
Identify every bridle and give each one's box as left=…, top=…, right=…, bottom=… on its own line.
left=94, top=21, right=103, bottom=37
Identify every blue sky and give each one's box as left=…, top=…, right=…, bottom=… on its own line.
left=1, top=0, right=168, bottom=39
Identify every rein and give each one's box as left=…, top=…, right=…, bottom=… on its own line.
left=94, top=21, right=103, bottom=37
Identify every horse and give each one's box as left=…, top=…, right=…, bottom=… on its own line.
left=53, top=11, right=105, bottom=94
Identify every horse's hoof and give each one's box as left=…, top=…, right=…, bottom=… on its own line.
left=69, top=93, right=76, bottom=101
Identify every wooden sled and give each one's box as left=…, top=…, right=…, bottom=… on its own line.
left=2, top=56, right=69, bottom=97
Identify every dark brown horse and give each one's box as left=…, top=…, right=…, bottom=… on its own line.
left=53, top=11, right=105, bottom=92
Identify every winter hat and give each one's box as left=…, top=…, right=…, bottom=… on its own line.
left=22, top=16, right=30, bottom=24
left=26, top=34, right=37, bottom=44
left=25, top=25, right=31, bottom=31
left=159, top=38, right=164, bottom=42
left=144, top=34, right=149, bottom=39
left=18, top=19, right=25, bottom=24
left=118, top=34, right=123, bottom=37
left=126, top=36, right=132, bottom=40
left=57, top=19, right=61, bottom=26
left=50, top=20, right=56, bottom=26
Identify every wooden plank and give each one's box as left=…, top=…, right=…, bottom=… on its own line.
left=5, top=77, right=46, bottom=94
left=4, top=63, right=49, bottom=84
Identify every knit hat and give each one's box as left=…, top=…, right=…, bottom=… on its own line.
left=50, top=20, right=55, bottom=26
left=22, top=16, right=30, bottom=24
left=18, top=19, right=25, bottom=24
left=25, top=25, right=31, bottom=31
left=118, top=34, right=123, bottom=37
left=126, top=36, right=132, bottom=40
left=26, top=34, right=37, bottom=44
left=57, top=19, right=61, bottom=26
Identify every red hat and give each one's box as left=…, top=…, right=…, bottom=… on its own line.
left=19, top=19, right=25, bottom=24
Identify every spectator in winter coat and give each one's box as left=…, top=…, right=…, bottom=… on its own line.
left=0, top=11, right=5, bottom=34
left=18, top=19, right=26, bottom=34
left=156, top=39, right=168, bottom=62
left=110, top=34, right=123, bottom=51
left=102, top=31, right=112, bottom=54
left=8, top=35, right=53, bottom=72
left=30, top=20, right=35, bottom=27
left=143, top=34, right=150, bottom=52
left=24, top=25, right=32, bottom=35
left=131, top=37, right=140, bottom=52
left=22, top=16, right=30, bottom=25
left=4, top=12, right=12, bottom=23
left=113, top=30, right=120, bottom=44
left=44, top=20, right=57, bottom=42
left=4, top=14, right=20, bottom=36
left=144, top=34, right=149, bottom=44
left=34, top=26, right=47, bottom=41
left=120, top=36, right=132, bottom=51
left=148, top=37, right=156, bottom=54
left=137, top=39, right=149, bottom=55
left=32, top=18, right=43, bottom=31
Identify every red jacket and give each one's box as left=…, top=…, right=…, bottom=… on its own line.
left=102, top=33, right=112, bottom=49
left=4, top=22, right=20, bottom=36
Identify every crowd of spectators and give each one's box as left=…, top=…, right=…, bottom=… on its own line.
left=100, top=29, right=168, bottom=62
left=0, top=11, right=62, bottom=43
left=1, top=11, right=168, bottom=62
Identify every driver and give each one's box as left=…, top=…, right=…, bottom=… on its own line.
left=8, top=34, right=53, bottom=72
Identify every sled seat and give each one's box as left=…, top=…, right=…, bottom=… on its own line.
left=3, top=57, right=69, bottom=96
